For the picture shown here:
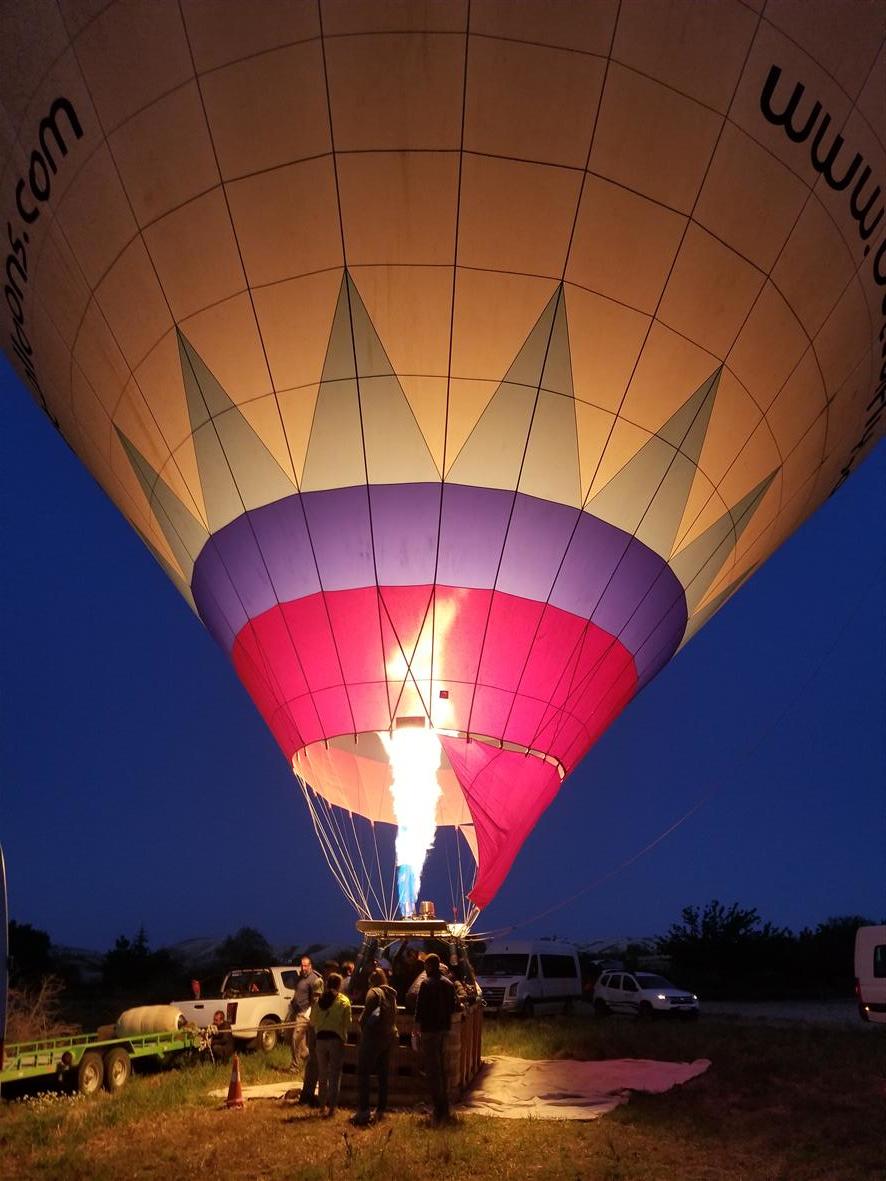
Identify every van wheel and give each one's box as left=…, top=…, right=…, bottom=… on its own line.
left=103, top=1047, right=131, bottom=1093
left=76, top=1051, right=104, bottom=1095
left=593, top=999, right=609, bottom=1018
left=248, top=1016, right=279, bottom=1053
left=522, top=999, right=535, bottom=1019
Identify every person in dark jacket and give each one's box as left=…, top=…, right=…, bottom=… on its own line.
left=209, top=1009, right=235, bottom=1065
left=414, top=953, right=461, bottom=1125
left=351, top=968, right=398, bottom=1126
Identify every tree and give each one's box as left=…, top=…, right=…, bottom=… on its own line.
left=215, top=927, right=274, bottom=970
left=8, top=920, right=53, bottom=985
left=795, top=914, right=876, bottom=996
left=657, top=900, right=793, bottom=999
left=102, top=927, right=176, bottom=994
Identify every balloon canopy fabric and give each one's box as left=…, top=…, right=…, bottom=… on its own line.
left=2, top=1, right=885, bottom=911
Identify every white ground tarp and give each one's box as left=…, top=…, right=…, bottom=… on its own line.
left=209, top=1056, right=711, bottom=1117
left=458, top=1056, right=711, bottom=1120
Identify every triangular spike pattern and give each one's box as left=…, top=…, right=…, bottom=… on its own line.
left=301, top=273, right=439, bottom=491
left=519, top=391, right=582, bottom=506
left=671, top=472, right=776, bottom=614
left=503, top=287, right=560, bottom=389
left=587, top=367, right=722, bottom=556
left=519, top=291, right=581, bottom=506
left=135, top=524, right=199, bottom=615
left=115, top=427, right=208, bottom=579
left=677, top=563, right=759, bottom=651
left=539, top=289, right=573, bottom=399
left=447, top=287, right=572, bottom=496
left=178, top=331, right=295, bottom=532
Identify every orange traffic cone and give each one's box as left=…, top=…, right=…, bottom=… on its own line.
left=225, top=1053, right=244, bottom=1110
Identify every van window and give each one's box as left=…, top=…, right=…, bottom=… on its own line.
left=874, top=945, right=886, bottom=978
left=540, top=954, right=578, bottom=979
left=474, top=953, right=530, bottom=976
left=527, top=955, right=539, bottom=979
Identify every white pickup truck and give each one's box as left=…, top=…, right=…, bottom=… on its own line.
left=174, top=966, right=300, bottom=1052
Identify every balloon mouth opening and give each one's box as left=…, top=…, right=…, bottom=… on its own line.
left=380, top=717, right=442, bottom=918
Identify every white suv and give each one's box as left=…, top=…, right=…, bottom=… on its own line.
left=593, top=971, right=699, bottom=1019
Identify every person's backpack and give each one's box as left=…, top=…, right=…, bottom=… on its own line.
left=364, top=986, right=397, bottom=1036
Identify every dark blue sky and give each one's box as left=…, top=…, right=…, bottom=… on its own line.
left=2, top=356, right=884, bottom=954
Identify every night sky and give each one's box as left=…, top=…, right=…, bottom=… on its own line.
left=2, top=356, right=884, bottom=955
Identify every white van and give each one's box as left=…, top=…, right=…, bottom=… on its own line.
left=854, top=924, right=886, bottom=1025
left=473, top=940, right=581, bottom=1015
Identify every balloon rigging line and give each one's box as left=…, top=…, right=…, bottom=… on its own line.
left=443, top=826, right=458, bottom=922
left=326, top=794, right=378, bottom=918
left=473, top=578, right=882, bottom=943
left=457, top=826, right=468, bottom=924
left=322, top=800, right=372, bottom=919
left=309, top=784, right=375, bottom=919
left=347, top=805, right=387, bottom=920
left=368, top=819, right=390, bottom=922
left=298, top=777, right=367, bottom=917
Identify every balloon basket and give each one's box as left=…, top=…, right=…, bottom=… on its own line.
left=328, top=916, right=484, bottom=1109
left=335, top=1003, right=483, bottom=1110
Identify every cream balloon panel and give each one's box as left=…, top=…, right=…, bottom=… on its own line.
left=1, top=2, right=883, bottom=599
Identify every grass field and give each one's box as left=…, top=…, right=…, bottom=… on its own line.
left=1, top=1013, right=883, bottom=1181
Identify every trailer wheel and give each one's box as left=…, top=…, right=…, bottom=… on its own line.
left=103, top=1047, right=131, bottom=1093
left=77, top=1051, right=104, bottom=1095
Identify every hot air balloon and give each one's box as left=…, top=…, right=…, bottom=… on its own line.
left=2, top=1, right=884, bottom=928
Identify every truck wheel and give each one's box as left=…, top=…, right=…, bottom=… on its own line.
left=103, top=1047, right=131, bottom=1093
left=77, top=1051, right=104, bottom=1095
left=248, top=1016, right=279, bottom=1053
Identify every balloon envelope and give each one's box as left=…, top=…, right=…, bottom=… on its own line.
left=2, top=1, right=884, bottom=910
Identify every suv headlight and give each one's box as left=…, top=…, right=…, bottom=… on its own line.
left=657, top=994, right=667, bottom=1001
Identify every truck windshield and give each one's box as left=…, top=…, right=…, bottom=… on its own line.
left=223, top=970, right=275, bottom=996
left=474, top=954, right=529, bottom=976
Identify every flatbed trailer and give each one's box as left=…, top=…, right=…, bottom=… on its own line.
left=0, top=1027, right=201, bottom=1096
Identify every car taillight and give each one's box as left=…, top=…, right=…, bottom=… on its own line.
left=227, top=1002, right=238, bottom=1022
